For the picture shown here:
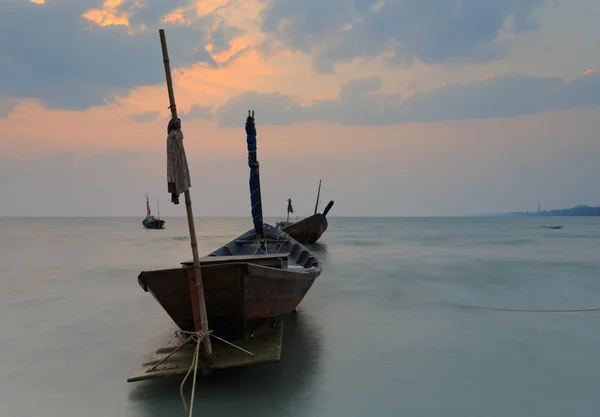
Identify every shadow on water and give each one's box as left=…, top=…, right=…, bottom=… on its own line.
left=128, top=312, right=323, bottom=417
left=307, top=243, right=327, bottom=253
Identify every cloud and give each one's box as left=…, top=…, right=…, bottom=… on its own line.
left=116, top=0, right=194, bottom=27
left=260, top=0, right=547, bottom=72
left=210, top=22, right=245, bottom=55
left=180, top=104, right=214, bottom=120
left=0, top=0, right=243, bottom=111
left=214, top=71, right=600, bottom=126
left=131, top=111, right=160, bottom=122
left=0, top=96, right=19, bottom=118
left=214, top=92, right=303, bottom=126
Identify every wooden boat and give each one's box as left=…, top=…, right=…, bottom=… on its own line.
left=276, top=180, right=334, bottom=244
left=137, top=223, right=321, bottom=339
left=540, top=225, right=563, bottom=229
left=129, top=226, right=321, bottom=382
left=142, top=195, right=165, bottom=229
left=276, top=209, right=331, bottom=244
left=128, top=111, right=323, bottom=383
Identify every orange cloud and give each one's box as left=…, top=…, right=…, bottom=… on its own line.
left=194, top=0, right=232, bottom=17
left=109, top=49, right=281, bottom=123
left=480, top=73, right=495, bottom=81
left=174, top=48, right=281, bottom=101
left=211, top=38, right=248, bottom=65
left=111, top=35, right=282, bottom=112
left=29, top=0, right=45, bottom=4
left=76, top=0, right=315, bottom=111
left=583, top=68, right=598, bottom=76
left=83, top=0, right=131, bottom=28
left=162, top=7, right=189, bottom=25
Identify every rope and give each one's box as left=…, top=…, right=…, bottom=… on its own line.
left=252, top=236, right=269, bottom=255
left=458, top=305, right=600, bottom=313
left=175, top=329, right=212, bottom=417
left=276, top=230, right=290, bottom=253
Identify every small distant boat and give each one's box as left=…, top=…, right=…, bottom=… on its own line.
left=540, top=225, right=563, bottom=229
left=142, top=195, right=165, bottom=229
left=276, top=180, right=334, bottom=244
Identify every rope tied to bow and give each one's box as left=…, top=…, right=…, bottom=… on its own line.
left=176, top=329, right=213, bottom=416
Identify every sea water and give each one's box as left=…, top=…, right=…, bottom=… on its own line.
left=1, top=216, right=599, bottom=417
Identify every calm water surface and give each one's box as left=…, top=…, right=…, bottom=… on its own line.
left=1, top=217, right=599, bottom=417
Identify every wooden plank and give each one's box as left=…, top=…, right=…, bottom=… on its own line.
left=181, top=253, right=290, bottom=267
left=126, top=320, right=283, bottom=383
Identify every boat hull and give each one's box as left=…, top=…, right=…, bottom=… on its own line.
left=138, top=242, right=321, bottom=340
left=142, top=219, right=165, bottom=229
left=278, top=213, right=328, bottom=244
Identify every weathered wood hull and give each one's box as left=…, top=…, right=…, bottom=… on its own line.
left=279, top=213, right=328, bottom=244
left=138, top=262, right=318, bottom=340
left=137, top=224, right=322, bottom=340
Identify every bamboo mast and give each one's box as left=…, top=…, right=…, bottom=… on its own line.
left=159, top=29, right=212, bottom=365
left=313, top=179, right=322, bottom=215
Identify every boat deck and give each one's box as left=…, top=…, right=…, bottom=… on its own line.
left=127, top=320, right=283, bottom=382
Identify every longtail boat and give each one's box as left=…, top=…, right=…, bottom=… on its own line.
left=142, top=194, right=165, bottom=229
left=276, top=180, right=334, bottom=244
left=128, top=111, right=322, bottom=383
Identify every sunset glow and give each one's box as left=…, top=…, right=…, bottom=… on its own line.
left=3, top=0, right=600, bottom=216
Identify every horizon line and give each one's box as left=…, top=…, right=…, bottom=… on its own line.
left=0, top=215, right=485, bottom=219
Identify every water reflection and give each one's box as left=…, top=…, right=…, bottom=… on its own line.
left=128, top=312, right=323, bottom=417
left=307, top=243, right=328, bottom=253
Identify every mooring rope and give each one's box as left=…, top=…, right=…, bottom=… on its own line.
left=176, top=329, right=212, bottom=417
left=458, top=305, right=600, bottom=313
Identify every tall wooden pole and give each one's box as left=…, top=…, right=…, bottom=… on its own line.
left=159, top=29, right=212, bottom=364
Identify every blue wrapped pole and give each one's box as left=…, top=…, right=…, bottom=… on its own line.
left=245, top=111, right=264, bottom=240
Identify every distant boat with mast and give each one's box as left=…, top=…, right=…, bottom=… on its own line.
left=142, top=194, right=165, bottom=229
left=276, top=179, right=334, bottom=244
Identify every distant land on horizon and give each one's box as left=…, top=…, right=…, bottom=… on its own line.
left=486, top=204, right=600, bottom=217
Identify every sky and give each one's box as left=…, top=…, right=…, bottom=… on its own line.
left=1, top=0, right=600, bottom=217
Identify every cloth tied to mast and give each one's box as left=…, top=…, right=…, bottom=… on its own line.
left=166, top=117, right=191, bottom=205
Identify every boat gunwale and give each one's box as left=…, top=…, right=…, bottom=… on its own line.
left=138, top=256, right=322, bottom=291
left=202, top=223, right=323, bottom=270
